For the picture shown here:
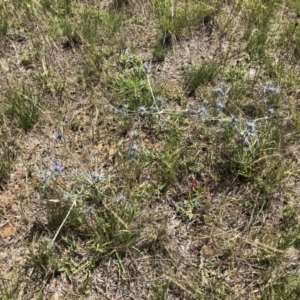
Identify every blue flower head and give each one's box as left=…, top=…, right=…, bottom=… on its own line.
left=114, top=108, right=123, bottom=115
left=243, top=120, right=258, bottom=145
left=55, top=132, right=63, bottom=140
left=214, top=84, right=230, bottom=97
left=138, top=105, right=148, bottom=117
left=245, top=121, right=257, bottom=133
left=89, top=170, right=105, bottom=182
left=117, top=192, right=127, bottom=204
left=156, top=96, right=164, bottom=106
left=263, top=82, right=279, bottom=96
left=143, top=63, right=150, bottom=73
left=197, top=106, right=207, bottom=118
left=216, top=101, right=225, bottom=111
left=128, top=144, right=139, bottom=156
left=52, top=162, right=65, bottom=173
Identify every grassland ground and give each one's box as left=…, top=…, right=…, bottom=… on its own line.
left=1, top=0, right=300, bottom=299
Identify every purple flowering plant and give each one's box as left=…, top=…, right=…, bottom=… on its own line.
left=52, top=161, right=65, bottom=174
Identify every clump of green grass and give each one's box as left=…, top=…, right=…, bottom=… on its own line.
left=30, top=148, right=143, bottom=284
left=109, top=54, right=154, bottom=110
left=111, top=0, right=129, bottom=10
left=241, top=0, right=279, bottom=60
left=184, top=60, right=219, bottom=95
left=0, top=275, right=22, bottom=300
left=48, top=6, right=124, bottom=49
left=153, top=127, right=188, bottom=193
left=28, top=237, right=60, bottom=279
left=153, top=0, right=217, bottom=45
left=4, top=85, right=41, bottom=133
left=208, top=80, right=286, bottom=197
left=0, top=141, right=14, bottom=189
left=80, top=50, right=104, bottom=86
left=40, top=0, right=73, bottom=15
left=152, top=278, right=171, bottom=300
left=152, top=41, right=167, bottom=62
left=0, top=13, right=8, bottom=36
left=216, top=117, right=285, bottom=191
